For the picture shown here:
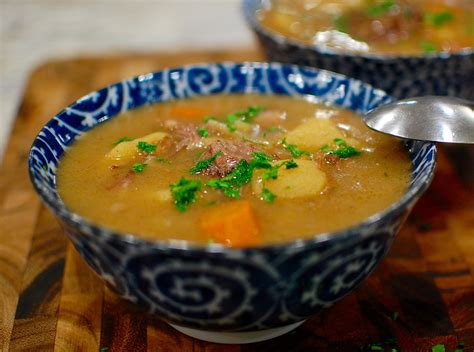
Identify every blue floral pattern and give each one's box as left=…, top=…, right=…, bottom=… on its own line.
left=28, top=62, right=436, bottom=331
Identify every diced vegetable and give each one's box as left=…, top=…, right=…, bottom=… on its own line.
left=253, top=160, right=327, bottom=199
left=199, top=200, right=260, bottom=247
left=106, top=132, right=167, bottom=161
left=285, top=118, right=345, bottom=152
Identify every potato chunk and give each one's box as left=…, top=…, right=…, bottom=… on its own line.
left=106, top=132, right=167, bottom=161
left=253, top=159, right=327, bottom=199
left=285, top=118, right=344, bottom=152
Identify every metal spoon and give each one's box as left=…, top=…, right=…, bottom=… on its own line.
left=363, top=96, right=474, bottom=144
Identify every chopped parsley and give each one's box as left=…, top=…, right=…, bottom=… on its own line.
left=366, top=0, right=397, bottom=18
left=421, top=41, right=437, bottom=53
left=333, top=15, right=348, bottom=33
left=263, top=168, right=279, bottom=180
left=197, top=127, right=209, bottom=138
left=206, top=159, right=253, bottom=198
left=137, top=141, right=157, bottom=154
left=204, top=115, right=217, bottom=123
left=225, top=114, right=238, bottom=132
left=321, top=138, right=361, bottom=158
left=425, top=11, right=454, bottom=27
left=262, top=188, right=276, bottom=203
left=361, top=338, right=400, bottom=352
left=285, top=160, right=298, bottom=169
left=262, top=159, right=298, bottom=180
left=432, top=345, right=445, bottom=352
left=100, top=347, right=109, bottom=352
left=282, top=138, right=311, bottom=158
left=250, top=151, right=273, bottom=169
left=112, top=136, right=132, bottom=145
left=190, top=151, right=222, bottom=175
left=240, top=106, right=265, bottom=123
left=131, top=163, right=147, bottom=173
left=224, top=106, right=265, bottom=132
left=170, top=177, right=202, bottom=212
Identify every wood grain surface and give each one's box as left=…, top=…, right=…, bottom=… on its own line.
left=1, top=49, right=473, bottom=352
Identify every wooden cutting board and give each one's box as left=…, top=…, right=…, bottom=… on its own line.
left=1, top=49, right=473, bottom=352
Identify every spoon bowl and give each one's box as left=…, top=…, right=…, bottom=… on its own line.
left=364, top=96, right=474, bottom=144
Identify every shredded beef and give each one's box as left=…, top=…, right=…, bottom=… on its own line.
left=199, top=139, right=259, bottom=177
left=161, top=120, right=202, bottom=152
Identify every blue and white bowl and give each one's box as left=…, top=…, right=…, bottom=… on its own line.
left=28, top=62, right=436, bottom=344
left=243, top=0, right=474, bottom=100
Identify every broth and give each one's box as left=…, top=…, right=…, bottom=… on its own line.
left=258, top=0, right=474, bottom=55
left=57, top=94, right=412, bottom=246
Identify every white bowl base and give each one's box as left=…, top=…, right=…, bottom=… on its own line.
left=169, top=320, right=306, bottom=344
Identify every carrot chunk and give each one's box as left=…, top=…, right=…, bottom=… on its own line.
left=199, top=200, right=260, bottom=247
left=170, top=106, right=210, bottom=121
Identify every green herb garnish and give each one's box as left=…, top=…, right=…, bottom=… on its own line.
left=262, top=159, right=298, bottom=180
left=425, top=11, right=454, bottom=27
left=334, top=15, right=349, bottom=33
left=321, top=138, right=361, bottom=158
left=240, top=106, right=265, bottom=123
left=263, top=168, right=279, bottom=180
left=366, top=0, right=397, bottom=17
left=190, top=151, right=222, bottom=175
left=197, top=127, right=209, bottom=138
left=224, top=106, right=265, bottom=132
left=282, top=138, right=311, bottom=158
left=113, top=136, right=132, bottom=145
left=421, top=41, right=437, bottom=53
left=206, top=159, right=253, bottom=198
left=432, top=344, right=445, bottom=352
left=262, top=188, right=276, bottom=203
left=170, top=177, right=202, bottom=212
left=250, top=151, right=273, bottom=169
left=100, top=347, right=109, bottom=352
left=137, top=141, right=157, bottom=154
left=132, top=163, right=147, bottom=173
left=204, top=115, right=217, bottom=123
left=369, top=345, right=384, bottom=351
left=284, top=160, right=298, bottom=169
left=225, top=114, right=239, bottom=132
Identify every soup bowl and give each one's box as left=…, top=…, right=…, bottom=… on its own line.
left=243, top=0, right=474, bottom=100
left=28, top=62, right=436, bottom=344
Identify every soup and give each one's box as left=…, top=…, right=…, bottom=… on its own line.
left=258, top=0, right=474, bottom=55
left=57, top=94, right=411, bottom=247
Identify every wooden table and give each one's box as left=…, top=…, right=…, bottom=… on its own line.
left=1, top=49, right=473, bottom=352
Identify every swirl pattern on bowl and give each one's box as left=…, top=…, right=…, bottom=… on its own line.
left=28, top=62, right=436, bottom=331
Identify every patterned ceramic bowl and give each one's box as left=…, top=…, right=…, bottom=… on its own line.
left=28, top=62, right=436, bottom=344
left=243, top=0, right=474, bottom=100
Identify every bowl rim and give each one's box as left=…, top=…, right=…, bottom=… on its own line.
left=28, top=61, right=437, bottom=254
left=242, top=0, right=474, bottom=61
